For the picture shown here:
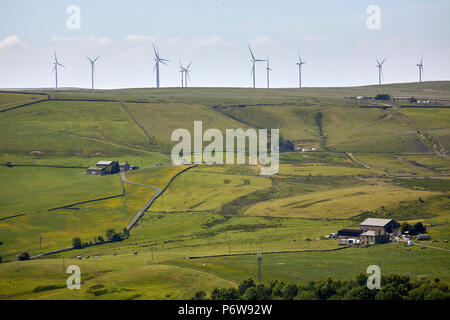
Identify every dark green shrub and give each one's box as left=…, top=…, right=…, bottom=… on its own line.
left=17, top=252, right=30, bottom=261
left=72, top=237, right=82, bottom=249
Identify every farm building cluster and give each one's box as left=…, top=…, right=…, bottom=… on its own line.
left=86, top=160, right=139, bottom=175
left=334, top=218, right=401, bottom=247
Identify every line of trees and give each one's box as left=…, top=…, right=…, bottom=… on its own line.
left=193, top=274, right=449, bottom=300
left=401, top=222, right=426, bottom=235
left=72, top=228, right=129, bottom=249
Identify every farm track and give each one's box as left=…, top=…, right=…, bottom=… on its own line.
left=29, top=165, right=197, bottom=259
left=123, top=165, right=197, bottom=231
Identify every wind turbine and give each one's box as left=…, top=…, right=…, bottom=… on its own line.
left=87, top=56, right=100, bottom=90
left=376, top=58, right=386, bottom=85
left=183, top=61, right=192, bottom=87
left=177, top=61, right=193, bottom=87
left=152, top=43, right=169, bottom=88
left=52, top=51, right=65, bottom=89
left=296, top=53, right=306, bottom=88
left=248, top=45, right=266, bottom=88
left=417, top=55, right=424, bottom=83
left=266, top=59, right=272, bottom=89
left=178, top=60, right=185, bottom=87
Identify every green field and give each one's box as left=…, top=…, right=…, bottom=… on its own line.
left=0, top=83, right=449, bottom=300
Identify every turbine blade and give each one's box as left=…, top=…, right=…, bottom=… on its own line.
left=94, top=56, right=100, bottom=62
left=152, top=43, right=159, bottom=59
left=248, top=45, right=255, bottom=61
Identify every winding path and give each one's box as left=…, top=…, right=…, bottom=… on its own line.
left=120, top=169, right=162, bottom=231
left=122, top=165, right=197, bottom=232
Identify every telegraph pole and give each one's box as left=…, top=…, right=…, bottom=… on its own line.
left=257, top=252, right=262, bottom=284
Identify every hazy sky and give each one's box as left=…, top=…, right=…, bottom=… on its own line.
left=1, top=0, right=449, bottom=89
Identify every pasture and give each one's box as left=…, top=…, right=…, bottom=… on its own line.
left=0, top=83, right=448, bottom=299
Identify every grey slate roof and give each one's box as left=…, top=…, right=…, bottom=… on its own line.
left=360, top=218, right=393, bottom=227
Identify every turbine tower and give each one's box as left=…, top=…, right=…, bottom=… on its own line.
left=296, top=53, right=306, bottom=88
left=152, top=44, right=169, bottom=88
left=178, top=60, right=185, bottom=87
left=417, top=55, right=424, bottom=83
left=177, top=61, right=193, bottom=87
left=266, top=59, right=272, bottom=89
left=376, top=58, right=386, bottom=85
left=52, top=51, right=65, bottom=89
left=248, top=45, right=266, bottom=88
left=87, top=56, right=100, bottom=90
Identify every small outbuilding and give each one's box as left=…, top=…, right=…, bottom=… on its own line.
left=86, top=166, right=104, bottom=175
left=337, top=229, right=362, bottom=245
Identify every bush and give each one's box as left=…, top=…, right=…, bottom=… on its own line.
left=375, top=94, right=391, bottom=100
left=401, top=222, right=426, bottom=236
left=17, top=252, right=30, bottom=261
left=0, top=255, right=2, bottom=263
left=106, top=228, right=123, bottom=241
left=192, top=290, right=206, bottom=300
left=72, top=237, right=82, bottom=249
left=411, top=222, right=426, bottom=235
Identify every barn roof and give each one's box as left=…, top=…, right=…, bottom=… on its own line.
left=360, top=218, right=393, bottom=227
left=96, top=160, right=113, bottom=166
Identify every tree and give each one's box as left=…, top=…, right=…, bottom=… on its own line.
left=400, top=222, right=410, bottom=234
left=122, top=228, right=129, bottom=238
left=192, top=290, right=206, bottom=300
left=238, top=278, right=255, bottom=296
left=375, top=94, right=391, bottom=101
left=0, top=255, right=2, bottom=263
left=97, top=236, right=104, bottom=243
left=411, top=222, right=426, bottom=235
left=242, top=287, right=258, bottom=300
left=72, top=237, right=82, bottom=249
left=283, top=284, right=298, bottom=300
left=104, top=162, right=120, bottom=174
left=17, top=252, right=30, bottom=261
left=106, top=229, right=116, bottom=241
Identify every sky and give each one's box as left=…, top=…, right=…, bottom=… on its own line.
left=0, top=0, right=449, bottom=89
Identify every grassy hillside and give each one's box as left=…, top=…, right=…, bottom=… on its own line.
left=0, top=84, right=448, bottom=300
